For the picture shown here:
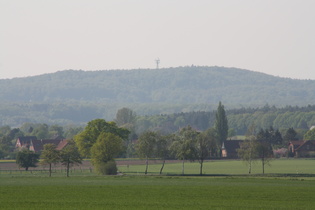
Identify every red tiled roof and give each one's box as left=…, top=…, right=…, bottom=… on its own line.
left=56, top=139, right=69, bottom=150
left=29, top=139, right=68, bottom=152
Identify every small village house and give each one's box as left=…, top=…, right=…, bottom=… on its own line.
left=221, top=140, right=243, bottom=159
left=15, top=136, right=68, bottom=153
left=288, top=140, right=315, bottom=157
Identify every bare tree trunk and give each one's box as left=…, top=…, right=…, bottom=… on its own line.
left=248, top=159, right=252, bottom=174
left=66, top=162, right=70, bottom=177
left=182, top=159, right=185, bottom=175
left=200, top=160, right=203, bottom=176
left=262, top=153, right=265, bottom=174
left=145, top=157, right=148, bottom=175
left=49, top=163, right=52, bottom=177
left=159, top=159, right=165, bottom=175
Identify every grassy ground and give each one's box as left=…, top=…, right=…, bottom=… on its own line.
left=119, top=158, right=315, bottom=176
left=1, top=158, right=315, bottom=177
left=1, top=175, right=315, bottom=209
left=1, top=159, right=315, bottom=209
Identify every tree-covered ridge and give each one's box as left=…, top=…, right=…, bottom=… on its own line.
left=1, top=66, right=315, bottom=105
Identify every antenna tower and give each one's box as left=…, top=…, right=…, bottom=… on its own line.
left=155, top=58, right=160, bottom=69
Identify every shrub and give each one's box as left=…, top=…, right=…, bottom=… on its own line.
left=95, top=160, right=118, bottom=175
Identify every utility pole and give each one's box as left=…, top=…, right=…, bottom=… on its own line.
left=155, top=58, right=160, bottom=69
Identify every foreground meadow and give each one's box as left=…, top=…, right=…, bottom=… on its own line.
left=1, top=175, right=315, bottom=209
left=1, top=159, right=315, bottom=209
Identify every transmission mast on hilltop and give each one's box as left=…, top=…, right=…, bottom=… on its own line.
left=155, top=58, right=160, bottom=69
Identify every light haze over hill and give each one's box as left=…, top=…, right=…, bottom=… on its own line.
left=0, top=66, right=314, bottom=106
left=0, top=66, right=315, bottom=127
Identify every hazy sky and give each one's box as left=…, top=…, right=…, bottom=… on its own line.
left=1, top=0, right=315, bottom=79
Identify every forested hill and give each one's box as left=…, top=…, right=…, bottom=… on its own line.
left=1, top=66, right=315, bottom=106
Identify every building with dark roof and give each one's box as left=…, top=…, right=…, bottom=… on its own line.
left=16, top=137, right=69, bottom=153
left=221, top=140, right=244, bottom=159
left=288, top=140, right=315, bottom=157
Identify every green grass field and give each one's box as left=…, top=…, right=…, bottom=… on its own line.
left=1, top=159, right=315, bottom=209
left=1, top=176, right=315, bottom=209
left=119, top=158, right=315, bottom=176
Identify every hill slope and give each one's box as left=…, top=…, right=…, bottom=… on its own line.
left=1, top=66, right=314, bottom=106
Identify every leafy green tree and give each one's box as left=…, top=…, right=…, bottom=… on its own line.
left=238, top=139, right=258, bottom=174
left=273, top=129, right=283, bottom=146
left=257, top=126, right=282, bottom=146
left=16, top=149, right=40, bottom=171
left=115, top=107, right=136, bottom=127
left=48, top=125, right=64, bottom=139
left=256, top=140, right=273, bottom=174
left=31, top=124, right=49, bottom=139
left=171, top=126, right=198, bottom=175
left=196, top=128, right=216, bottom=175
left=75, top=119, right=129, bottom=157
left=304, top=128, right=315, bottom=140
left=0, top=126, right=11, bottom=137
left=136, top=131, right=158, bottom=174
left=155, top=134, right=173, bottom=174
left=0, top=136, right=13, bottom=158
left=115, top=108, right=137, bottom=158
left=40, top=144, right=60, bottom=177
left=91, top=132, right=123, bottom=175
left=8, top=128, right=24, bottom=141
left=283, top=127, right=298, bottom=144
left=214, top=102, right=228, bottom=157
left=60, top=141, right=83, bottom=177
left=237, top=124, right=258, bottom=174
left=228, top=128, right=236, bottom=138
left=64, top=126, right=83, bottom=139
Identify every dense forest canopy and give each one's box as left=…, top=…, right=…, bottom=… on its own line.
left=1, top=66, right=314, bottom=105
left=0, top=66, right=315, bottom=128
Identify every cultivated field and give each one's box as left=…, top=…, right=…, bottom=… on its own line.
left=1, top=175, right=315, bottom=209
left=1, top=159, right=315, bottom=209
left=118, top=158, right=315, bottom=176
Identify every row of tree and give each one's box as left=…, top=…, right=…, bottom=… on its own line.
left=8, top=102, right=315, bottom=176
left=73, top=103, right=228, bottom=175
left=115, top=105, right=315, bottom=139
left=136, top=127, right=216, bottom=175
left=16, top=141, right=82, bottom=177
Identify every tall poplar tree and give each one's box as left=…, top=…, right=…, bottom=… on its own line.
left=214, top=101, right=228, bottom=157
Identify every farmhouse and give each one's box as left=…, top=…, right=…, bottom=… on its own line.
left=15, top=136, right=68, bottom=153
left=15, top=136, right=37, bottom=149
left=288, top=140, right=315, bottom=157
left=221, top=140, right=243, bottom=159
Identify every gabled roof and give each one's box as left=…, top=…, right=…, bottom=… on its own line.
left=16, top=136, right=37, bottom=145
left=222, top=140, right=243, bottom=151
left=15, top=136, right=37, bottom=148
left=289, top=140, right=305, bottom=149
left=295, top=140, right=315, bottom=151
left=56, top=139, right=69, bottom=150
left=30, top=139, right=68, bottom=152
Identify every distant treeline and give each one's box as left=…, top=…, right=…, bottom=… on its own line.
left=0, top=102, right=216, bottom=127
left=134, top=105, right=315, bottom=136
left=1, top=103, right=315, bottom=137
